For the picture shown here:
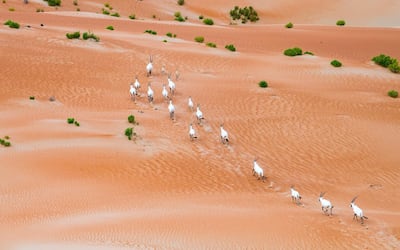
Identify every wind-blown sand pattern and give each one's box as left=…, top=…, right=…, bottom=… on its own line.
left=1, top=0, right=400, bottom=249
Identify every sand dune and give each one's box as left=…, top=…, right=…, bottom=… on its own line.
left=1, top=0, right=400, bottom=249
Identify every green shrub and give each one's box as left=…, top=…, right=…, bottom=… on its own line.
left=372, top=54, right=394, bottom=68
left=330, top=59, right=342, bottom=67
left=258, top=80, right=268, bottom=88
left=4, top=136, right=9, bottom=140
left=336, top=20, right=346, bottom=26
left=128, top=115, right=136, bottom=124
left=144, top=29, right=157, bottom=35
left=83, top=32, right=99, bottom=41
left=111, top=12, right=120, bottom=17
left=285, top=22, right=293, bottom=28
left=3, top=141, right=11, bottom=147
left=74, top=121, right=80, bottom=126
left=102, top=8, right=110, bottom=15
left=66, top=31, right=80, bottom=39
left=46, top=0, right=61, bottom=6
left=225, top=44, right=236, bottom=52
left=203, top=18, right=214, bottom=25
left=29, top=96, right=35, bottom=100
left=163, top=40, right=167, bottom=42
left=129, top=14, right=136, bottom=19
left=4, top=20, right=20, bottom=29
left=106, top=25, right=114, bottom=30
left=284, top=47, right=302, bottom=56
left=388, top=90, right=398, bottom=98
left=206, top=42, right=216, bottom=48
left=194, top=36, right=204, bottom=43
left=304, top=51, right=314, bottom=55
left=229, top=6, right=259, bottom=23
left=177, top=0, right=184, bottom=5
left=166, top=32, right=176, bottom=38
left=125, top=127, right=136, bottom=140
left=67, top=118, right=75, bottom=124
left=199, top=15, right=204, bottom=20
left=175, top=16, right=185, bottom=22
left=388, top=61, right=400, bottom=73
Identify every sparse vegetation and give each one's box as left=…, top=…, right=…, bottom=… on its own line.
left=9, top=7, right=15, bottom=11
left=82, top=31, right=99, bottom=42
left=4, top=20, right=20, bottom=29
left=388, top=90, right=398, bottom=98
left=285, top=22, right=293, bottom=28
left=66, top=31, right=80, bottom=39
left=144, top=29, right=157, bottom=35
left=199, top=15, right=204, bottom=20
left=225, top=44, right=236, bottom=52
left=74, top=121, right=80, bottom=126
left=229, top=6, right=259, bottom=23
left=73, top=0, right=77, bottom=5
left=372, top=54, right=400, bottom=73
left=29, top=96, right=35, bottom=100
left=304, top=51, right=314, bottom=55
left=110, top=12, right=120, bottom=17
left=284, top=47, right=303, bottom=56
left=194, top=36, right=204, bottom=43
left=206, top=42, right=216, bottom=48
left=258, top=80, right=268, bottom=88
left=166, top=32, right=177, bottom=38
left=0, top=137, right=11, bottom=147
left=44, top=0, right=61, bottom=6
left=102, top=8, right=110, bottom=15
left=2, top=0, right=6, bottom=3
left=125, top=127, right=136, bottom=140
left=203, top=18, right=214, bottom=25
left=330, top=59, right=342, bottom=67
left=174, top=11, right=185, bottom=22
left=163, top=39, right=167, bottom=43
left=336, top=20, right=346, bottom=26
left=76, top=8, right=80, bottom=11
left=177, top=0, right=184, bottom=6
left=128, top=115, right=136, bottom=124
left=106, top=25, right=114, bottom=30
left=67, top=118, right=75, bottom=124
left=129, top=14, right=136, bottom=20
left=36, top=8, right=44, bottom=12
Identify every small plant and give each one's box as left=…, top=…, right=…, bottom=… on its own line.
left=102, top=8, right=110, bottom=15
left=106, top=25, right=114, bottom=30
left=330, top=59, right=342, bottom=67
left=74, top=121, right=80, bottom=126
left=166, top=32, right=176, bottom=38
left=285, top=22, right=293, bottom=28
left=229, top=6, right=259, bottom=23
left=73, top=0, right=77, bottom=5
left=76, top=8, right=80, bottom=11
left=284, top=47, right=302, bottom=56
left=0, top=138, right=11, bottom=147
left=125, top=127, right=136, bottom=140
left=203, top=18, right=214, bottom=25
left=258, top=80, right=268, bottom=88
left=177, top=0, right=184, bottom=5
left=174, top=11, right=185, bottom=22
left=104, top=2, right=110, bottom=8
left=206, top=42, right=216, bottom=48
left=194, top=36, right=204, bottom=43
left=36, top=8, right=44, bottom=12
left=111, top=12, right=120, bottom=17
left=67, top=118, right=75, bottom=124
left=4, top=136, right=9, bottom=140
left=304, top=51, right=314, bottom=55
left=388, top=61, right=400, bottom=73
left=29, top=96, right=35, bottom=100
left=336, top=20, right=346, bottom=26
left=388, top=90, right=398, bottom=98
left=4, top=20, right=20, bottom=29
left=225, top=44, right=236, bottom=52
left=2, top=0, right=6, bottom=3
left=199, top=15, right=204, bottom=20
left=128, top=115, right=136, bottom=124
left=163, top=40, right=167, bottom=43
left=46, top=0, right=61, bottom=6
left=9, top=7, right=15, bottom=11
left=129, top=14, right=136, bottom=20
left=66, top=31, right=80, bottom=39
left=144, top=29, right=157, bottom=35
left=83, top=31, right=99, bottom=41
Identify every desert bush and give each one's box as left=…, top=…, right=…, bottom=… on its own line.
left=194, top=36, right=204, bottom=43
left=111, top=12, right=120, bottom=17
left=336, top=20, right=346, bottom=26
left=330, top=59, right=342, bottom=67
left=83, top=32, right=99, bottom=41
left=36, top=8, right=44, bottom=12
left=9, top=7, right=15, bottom=11
left=1, top=139, right=11, bottom=147
left=285, top=22, right=293, bottom=28
left=73, top=0, right=77, bottom=5
left=129, top=14, right=136, bottom=19
left=388, top=90, right=398, bottom=98
left=144, top=29, right=157, bottom=35
left=203, top=18, right=214, bottom=25
left=225, top=44, right=236, bottom=52
left=2, top=0, right=6, bottom=3
left=229, top=6, right=259, bottom=23
left=388, top=60, right=400, bottom=73
left=372, top=54, right=394, bottom=68
left=102, top=8, right=110, bottom=15
left=74, top=121, right=80, bottom=126
left=258, top=80, right=268, bottom=88
left=128, top=115, right=136, bottom=124
left=106, top=25, right=114, bottom=30
left=67, top=118, right=75, bottom=124
left=66, top=31, right=80, bottom=39
left=4, top=20, right=20, bottom=29
left=206, top=42, right=216, bottom=48
left=4, top=136, right=9, bottom=140
left=76, top=8, right=80, bottom=11
left=304, top=51, right=314, bottom=55
left=29, top=96, right=35, bottom=100
left=166, top=32, right=176, bottom=38
left=175, top=15, right=185, bottom=22
left=163, top=40, right=167, bottom=43
left=125, top=127, right=136, bottom=140
left=199, top=15, right=203, bottom=20
left=284, top=47, right=302, bottom=56
left=177, top=0, right=184, bottom=5
left=45, top=0, right=61, bottom=6
left=104, top=2, right=110, bottom=8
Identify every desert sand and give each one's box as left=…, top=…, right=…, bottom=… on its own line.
left=1, top=0, right=400, bottom=249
